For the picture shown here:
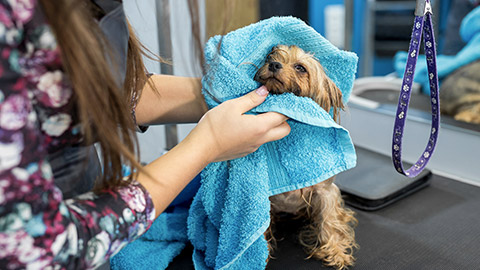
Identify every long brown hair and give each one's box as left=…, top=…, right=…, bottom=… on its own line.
left=39, top=0, right=148, bottom=189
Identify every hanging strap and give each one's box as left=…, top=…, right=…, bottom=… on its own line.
left=392, top=0, right=440, bottom=177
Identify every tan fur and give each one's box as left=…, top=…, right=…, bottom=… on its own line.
left=39, top=0, right=153, bottom=190
left=254, top=45, right=344, bottom=121
left=440, top=60, right=480, bottom=124
left=255, top=45, right=357, bottom=269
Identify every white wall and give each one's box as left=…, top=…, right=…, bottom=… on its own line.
left=170, top=0, right=205, bottom=142
left=124, top=0, right=166, bottom=163
left=124, top=0, right=204, bottom=163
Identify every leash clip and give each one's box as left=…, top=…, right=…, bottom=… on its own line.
left=415, top=0, right=433, bottom=16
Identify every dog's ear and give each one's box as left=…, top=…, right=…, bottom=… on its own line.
left=314, top=76, right=344, bottom=123
left=325, top=77, right=344, bottom=122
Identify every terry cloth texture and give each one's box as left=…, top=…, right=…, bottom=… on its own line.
left=394, top=6, right=480, bottom=94
left=110, top=176, right=201, bottom=269
left=110, top=16, right=358, bottom=270
left=110, top=207, right=189, bottom=270
left=191, top=16, right=357, bottom=270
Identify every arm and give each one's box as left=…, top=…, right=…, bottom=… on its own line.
left=133, top=75, right=292, bottom=215
left=0, top=3, right=153, bottom=268
left=137, top=86, right=291, bottom=216
left=1, top=2, right=289, bottom=269
left=135, top=74, right=208, bottom=125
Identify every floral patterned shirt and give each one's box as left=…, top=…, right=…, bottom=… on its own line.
left=0, top=1, right=155, bottom=269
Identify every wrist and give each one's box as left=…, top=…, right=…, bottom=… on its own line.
left=136, top=133, right=212, bottom=217
left=180, top=127, right=216, bottom=166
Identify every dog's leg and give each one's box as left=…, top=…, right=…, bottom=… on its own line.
left=298, top=177, right=358, bottom=270
left=455, top=103, right=480, bottom=124
left=264, top=217, right=276, bottom=263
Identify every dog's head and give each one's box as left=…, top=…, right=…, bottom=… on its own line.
left=254, top=45, right=344, bottom=121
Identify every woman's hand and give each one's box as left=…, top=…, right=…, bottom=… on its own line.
left=138, top=86, right=290, bottom=217
left=185, top=86, right=291, bottom=163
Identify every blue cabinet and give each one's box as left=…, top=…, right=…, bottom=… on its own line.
left=309, top=0, right=449, bottom=77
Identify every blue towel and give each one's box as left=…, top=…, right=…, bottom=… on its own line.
left=189, top=16, right=357, bottom=269
left=111, top=16, right=358, bottom=270
left=394, top=6, right=480, bottom=94
left=110, top=176, right=200, bottom=269
left=110, top=207, right=189, bottom=269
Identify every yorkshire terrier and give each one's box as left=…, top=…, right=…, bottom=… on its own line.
left=254, top=45, right=358, bottom=269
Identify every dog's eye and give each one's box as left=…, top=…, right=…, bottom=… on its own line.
left=295, top=64, right=307, bottom=73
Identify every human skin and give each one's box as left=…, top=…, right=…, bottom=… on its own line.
left=135, top=75, right=290, bottom=217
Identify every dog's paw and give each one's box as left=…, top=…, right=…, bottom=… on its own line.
left=455, top=109, right=480, bottom=124
left=310, top=245, right=355, bottom=270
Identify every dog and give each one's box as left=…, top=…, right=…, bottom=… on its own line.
left=254, top=45, right=358, bottom=269
left=440, top=60, right=480, bottom=124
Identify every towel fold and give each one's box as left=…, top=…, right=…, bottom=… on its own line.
left=110, top=208, right=189, bottom=269
left=110, top=175, right=201, bottom=269
left=111, top=16, right=358, bottom=270
left=394, top=6, right=480, bottom=94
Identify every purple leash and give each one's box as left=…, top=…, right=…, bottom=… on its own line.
left=392, top=0, right=440, bottom=178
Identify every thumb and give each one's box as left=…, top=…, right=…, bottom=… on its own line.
left=235, top=86, right=269, bottom=113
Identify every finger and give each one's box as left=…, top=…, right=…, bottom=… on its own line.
left=262, top=121, right=291, bottom=143
left=232, top=86, right=269, bottom=113
left=256, top=111, right=289, bottom=128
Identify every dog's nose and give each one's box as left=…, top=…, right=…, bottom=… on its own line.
left=268, top=62, right=283, bottom=72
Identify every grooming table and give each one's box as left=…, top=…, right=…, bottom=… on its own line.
left=335, top=146, right=432, bottom=211
left=168, top=173, right=480, bottom=269
left=165, top=77, right=480, bottom=269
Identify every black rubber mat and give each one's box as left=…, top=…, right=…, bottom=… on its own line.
left=169, top=175, right=480, bottom=270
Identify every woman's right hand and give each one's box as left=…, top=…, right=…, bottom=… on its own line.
left=185, top=86, right=291, bottom=163
left=138, top=86, right=290, bottom=216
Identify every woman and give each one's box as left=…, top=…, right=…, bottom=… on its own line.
left=0, top=0, right=290, bottom=268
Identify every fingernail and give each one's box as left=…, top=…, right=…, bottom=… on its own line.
left=255, top=86, right=269, bottom=96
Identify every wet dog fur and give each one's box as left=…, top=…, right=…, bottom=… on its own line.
left=255, top=45, right=358, bottom=269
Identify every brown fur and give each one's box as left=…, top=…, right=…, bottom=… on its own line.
left=440, top=60, right=480, bottom=124
left=39, top=1, right=222, bottom=190
left=255, top=45, right=358, bottom=269
left=39, top=0, right=149, bottom=189
left=254, top=45, right=344, bottom=122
